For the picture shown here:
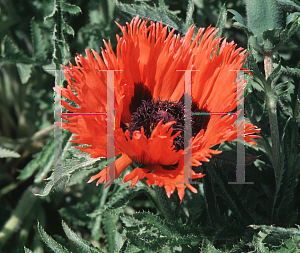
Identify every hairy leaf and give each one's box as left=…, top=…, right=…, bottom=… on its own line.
left=115, top=0, right=193, bottom=35
left=215, top=4, right=227, bottom=38
left=37, top=222, right=70, bottom=253
left=62, top=221, right=104, bottom=253
left=0, top=147, right=20, bottom=158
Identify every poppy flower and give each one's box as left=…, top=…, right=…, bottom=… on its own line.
left=57, top=15, right=260, bottom=203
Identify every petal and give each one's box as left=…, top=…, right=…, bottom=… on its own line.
left=115, top=120, right=183, bottom=166
left=124, top=158, right=205, bottom=203
left=88, top=153, right=133, bottom=186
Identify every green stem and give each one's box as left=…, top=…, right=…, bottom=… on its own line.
left=0, top=182, right=19, bottom=198
left=0, top=187, right=37, bottom=248
left=289, top=79, right=300, bottom=167
left=263, top=52, right=282, bottom=187
left=154, top=186, right=176, bottom=223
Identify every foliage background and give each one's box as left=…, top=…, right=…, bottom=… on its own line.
left=0, top=0, right=299, bottom=252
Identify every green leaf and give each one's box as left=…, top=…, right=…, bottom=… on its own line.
left=286, top=12, right=300, bottom=25
left=24, top=247, right=34, bottom=253
left=252, top=230, right=269, bottom=253
left=250, top=225, right=300, bottom=236
left=16, top=63, right=33, bottom=84
left=0, top=36, right=35, bottom=65
left=88, top=183, right=157, bottom=218
left=60, top=2, right=82, bottom=15
left=44, top=0, right=80, bottom=67
left=102, top=211, right=120, bottom=253
left=44, top=0, right=57, bottom=22
left=37, top=140, right=101, bottom=196
left=209, top=161, right=255, bottom=225
left=228, top=9, right=253, bottom=36
left=0, top=147, right=20, bottom=158
left=247, top=47, right=266, bottom=83
left=133, top=211, right=192, bottom=238
left=61, top=221, right=104, bottom=253
left=246, top=0, right=283, bottom=36
left=120, top=215, right=143, bottom=228
left=126, top=231, right=200, bottom=251
left=31, top=18, right=47, bottom=61
left=228, top=9, right=246, bottom=26
left=281, top=66, right=300, bottom=77
left=277, top=0, right=300, bottom=11
left=17, top=133, right=54, bottom=181
left=215, top=4, right=227, bottom=38
left=37, top=222, right=70, bottom=253
left=275, top=12, right=300, bottom=50
left=262, top=28, right=281, bottom=51
left=185, top=0, right=195, bottom=27
left=115, top=0, right=191, bottom=35
left=63, top=23, right=75, bottom=36
left=246, top=0, right=284, bottom=52
left=267, top=61, right=282, bottom=83
left=201, top=238, right=221, bottom=252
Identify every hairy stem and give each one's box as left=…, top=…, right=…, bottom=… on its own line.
left=263, top=52, right=282, bottom=187
left=154, top=186, right=176, bottom=223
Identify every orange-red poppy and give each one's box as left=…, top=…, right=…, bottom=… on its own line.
left=58, top=16, right=260, bottom=203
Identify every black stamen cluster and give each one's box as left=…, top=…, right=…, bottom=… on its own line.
left=125, top=83, right=211, bottom=152
left=127, top=98, right=211, bottom=152
left=128, top=99, right=185, bottom=151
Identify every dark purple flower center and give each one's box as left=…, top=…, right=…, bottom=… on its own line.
left=125, top=83, right=211, bottom=152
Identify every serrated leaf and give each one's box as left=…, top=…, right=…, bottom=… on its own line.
left=115, top=0, right=191, bottom=35
left=31, top=18, right=47, bottom=61
left=262, top=28, right=281, bottom=47
left=277, top=0, right=300, bottom=11
left=209, top=162, right=254, bottom=225
left=133, top=212, right=182, bottom=237
left=281, top=66, right=300, bottom=77
left=37, top=145, right=101, bottom=196
left=18, top=155, right=40, bottom=180
left=185, top=0, right=195, bottom=27
left=1, top=36, right=35, bottom=65
left=60, top=2, right=82, bottom=15
left=201, top=238, right=221, bottom=252
left=44, top=0, right=57, bottom=21
left=126, top=231, right=200, bottom=251
left=24, top=247, right=34, bottom=253
left=103, top=211, right=119, bottom=253
left=267, top=61, right=282, bottom=83
left=88, top=185, right=154, bottom=218
left=0, top=147, right=20, bottom=158
left=2, top=35, right=19, bottom=55
left=44, top=0, right=79, bottom=67
left=275, top=13, right=300, bottom=50
left=16, top=63, right=33, bottom=84
left=61, top=221, right=104, bottom=253
left=59, top=202, right=93, bottom=227
left=35, top=131, right=101, bottom=196
left=215, top=4, right=227, bottom=38
left=158, top=0, right=165, bottom=8
left=37, top=222, right=70, bottom=253
left=250, top=225, right=300, bottom=236
left=247, top=47, right=266, bottom=83
left=120, top=215, right=143, bottom=227
left=252, top=231, right=269, bottom=253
